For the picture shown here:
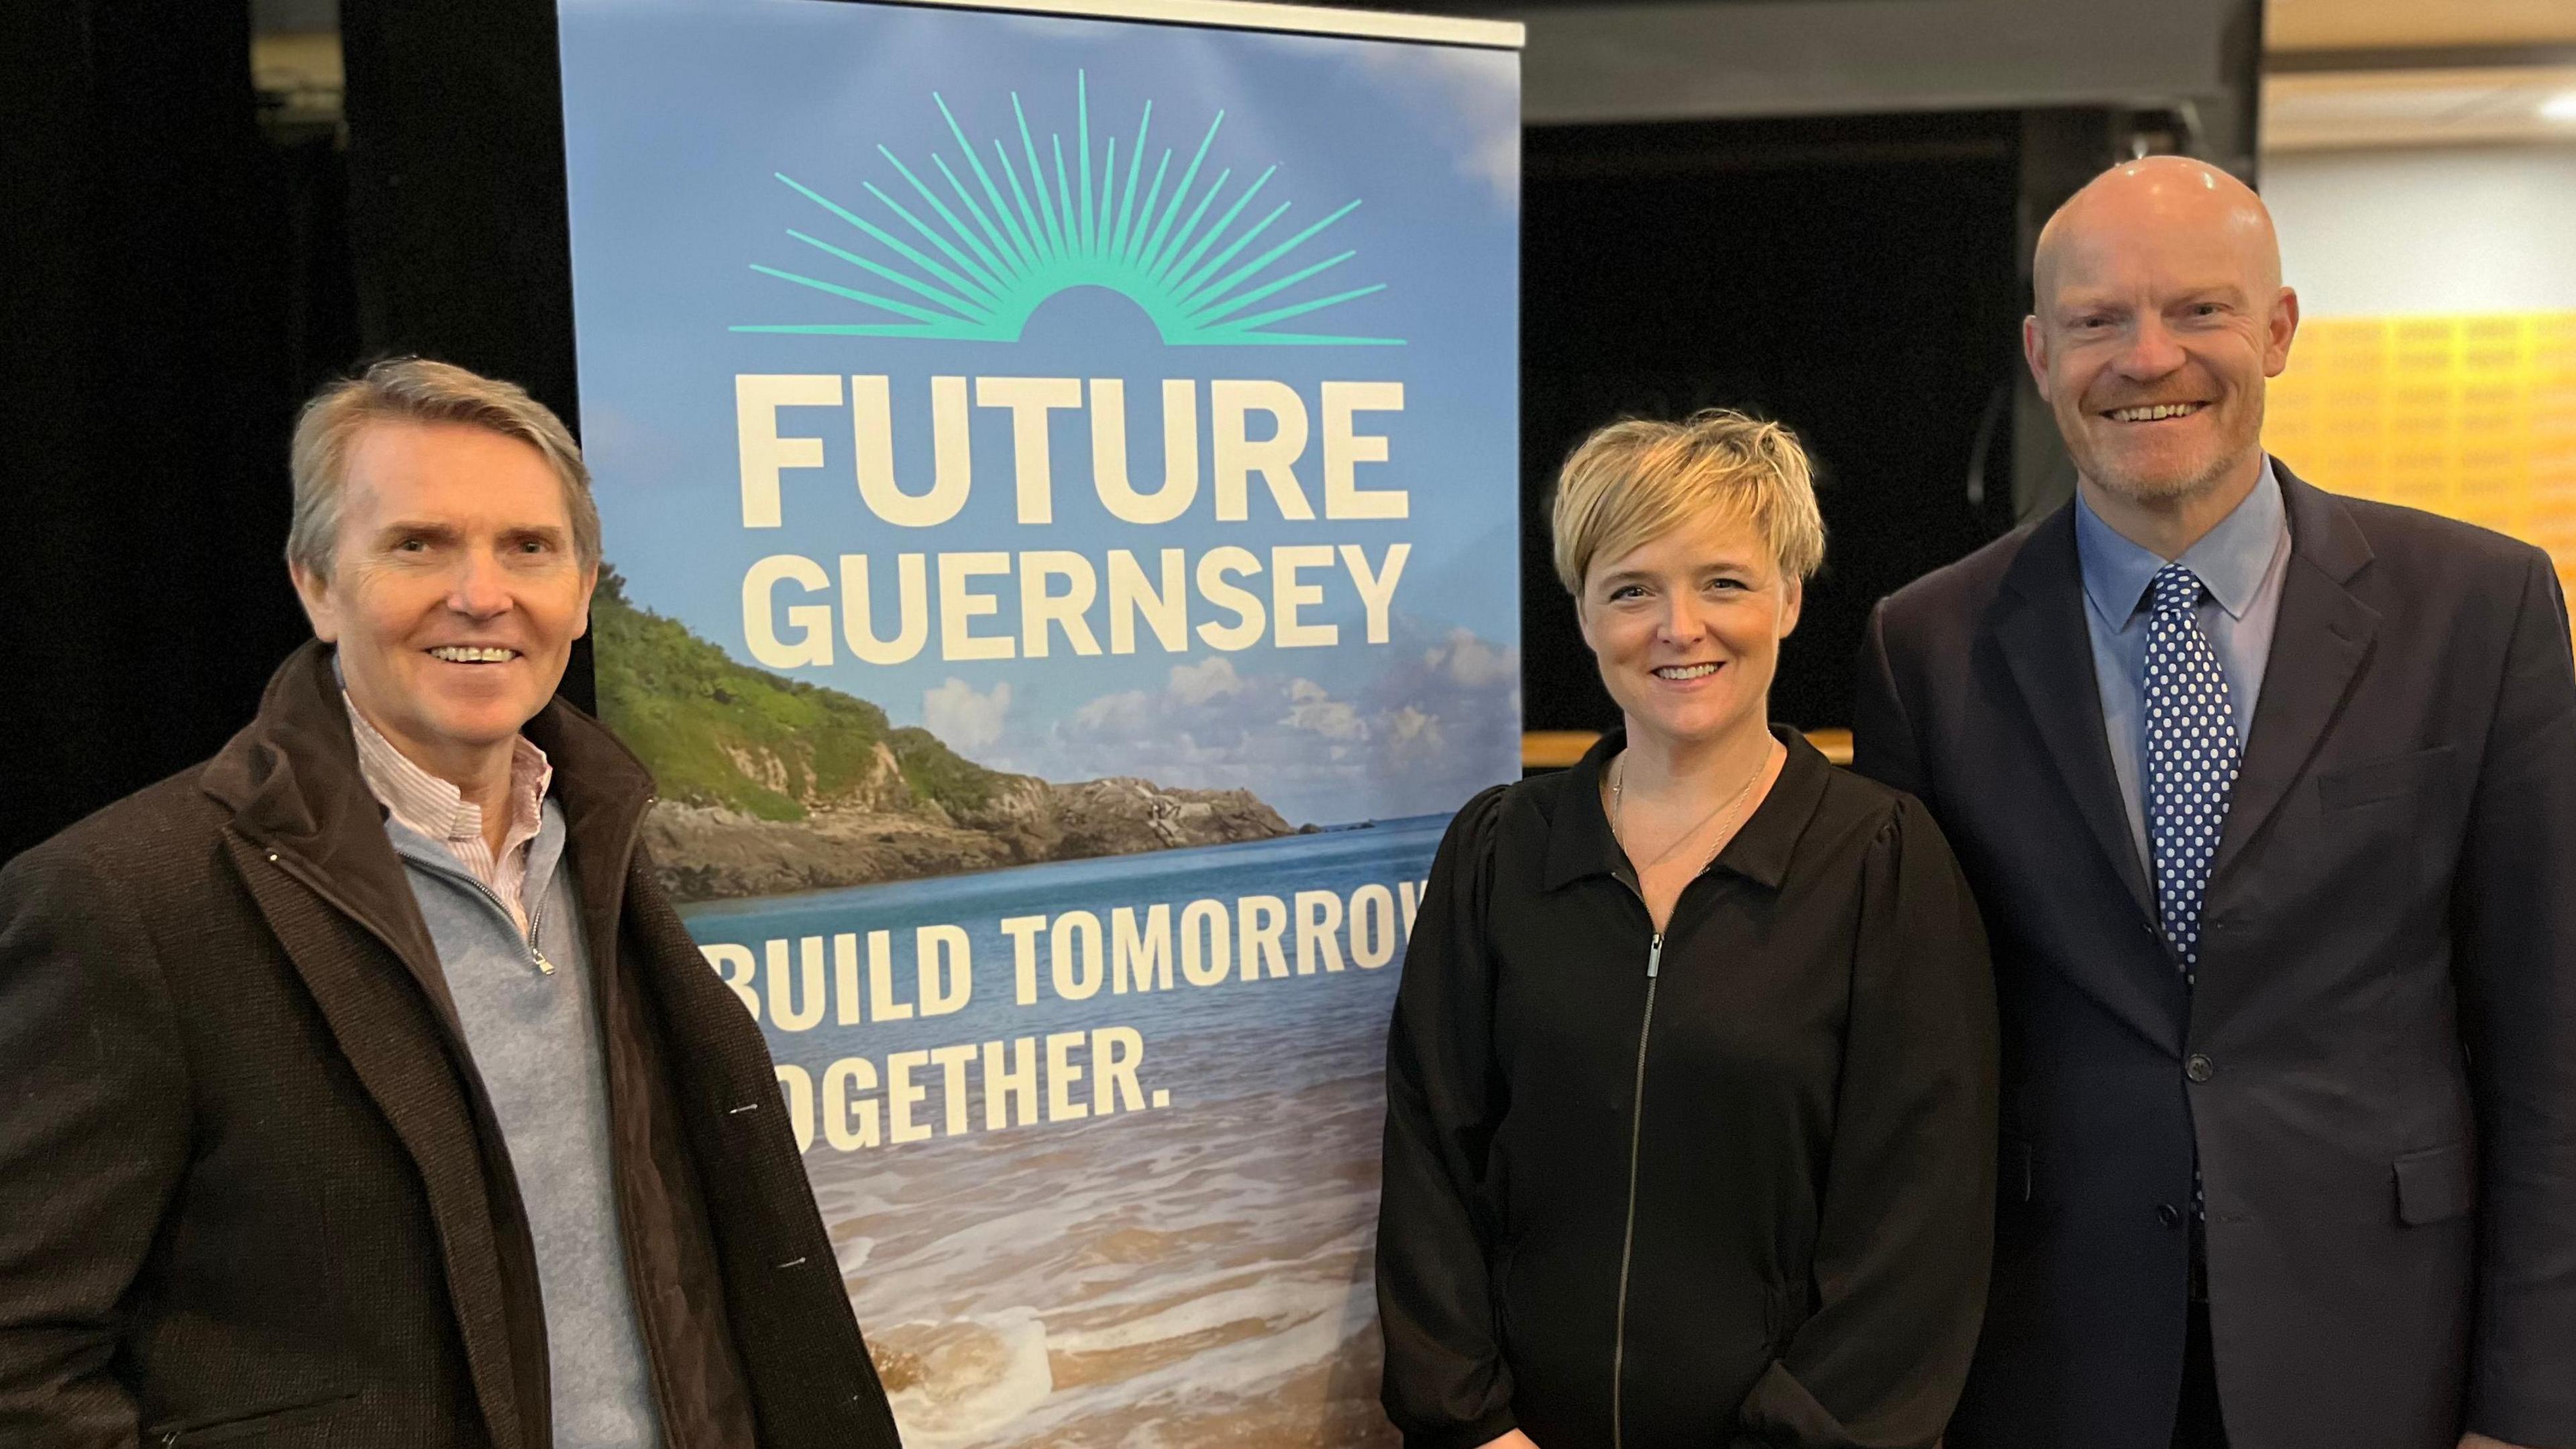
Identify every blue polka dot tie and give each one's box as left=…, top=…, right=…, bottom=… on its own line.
left=2145, top=564, right=2237, bottom=1224
left=2143, top=564, right=2241, bottom=991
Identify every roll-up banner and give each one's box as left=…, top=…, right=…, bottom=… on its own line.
left=559, top=1, right=1521, bottom=1440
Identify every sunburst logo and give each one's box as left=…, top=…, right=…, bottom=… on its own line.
left=732, top=72, right=1399, bottom=347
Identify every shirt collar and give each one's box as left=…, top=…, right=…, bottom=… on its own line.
left=343, top=689, right=552, bottom=847
left=2075, top=455, right=2286, bottom=627
left=1540, top=724, right=1832, bottom=894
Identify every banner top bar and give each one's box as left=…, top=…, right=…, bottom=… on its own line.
left=861, top=0, right=1525, bottom=50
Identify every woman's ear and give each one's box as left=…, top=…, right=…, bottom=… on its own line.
left=1776, top=572, right=1804, bottom=640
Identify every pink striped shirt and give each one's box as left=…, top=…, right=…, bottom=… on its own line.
left=345, top=694, right=554, bottom=936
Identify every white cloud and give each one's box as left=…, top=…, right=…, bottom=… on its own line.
left=1283, top=687, right=1366, bottom=741
left=922, top=677, right=1012, bottom=751
left=1425, top=627, right=1519, bottom=688
left=1003, top=623, right=1523, bottom=822
left=1168, top=655, right=1244, bottom=706
left=1385, top=705, right=1442, bottom=751
left=1071, top=689, right=1154, bottom=735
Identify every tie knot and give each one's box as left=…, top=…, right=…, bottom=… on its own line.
left=2150, top=564, right=2206, bottom=616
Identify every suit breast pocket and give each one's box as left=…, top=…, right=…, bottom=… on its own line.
left=2317, top=745, right=2455, bottom=813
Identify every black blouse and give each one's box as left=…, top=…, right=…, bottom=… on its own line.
left=1377, top=727, right=1998, bottom=1449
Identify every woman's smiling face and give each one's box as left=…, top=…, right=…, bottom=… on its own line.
left=1577, top=507, right=1801, bottom=753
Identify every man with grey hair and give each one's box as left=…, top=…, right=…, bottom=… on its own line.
left=0, top=358, right=904, bottom=1447
left=1856, top=158, right=2576, bottom=1449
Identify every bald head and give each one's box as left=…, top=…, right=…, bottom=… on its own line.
left=2024, top=156, right=2300, bottom=531
left=2035, top=157, right=2282, bottom=315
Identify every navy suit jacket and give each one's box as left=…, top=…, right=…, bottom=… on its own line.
left=1853, top=463, right=2576, bottom=1449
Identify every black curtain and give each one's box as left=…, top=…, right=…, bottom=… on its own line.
left=335, top=0, right=592, bottom=714
left=1520, top=112, right=2025, bottom=735
left=0, top=0, right=327, bottom=861
left=0, top=0, right=584, bottom=861
left=337, top=0, right=580, bottom=449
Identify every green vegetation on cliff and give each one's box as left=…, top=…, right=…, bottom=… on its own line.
left=590, top=570, right=1008, bottom=820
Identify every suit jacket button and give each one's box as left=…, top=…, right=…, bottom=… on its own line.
left=2157, top=1203, right=2183, bottom=1228
left=2186, top=1054, right=2214, bottom=1083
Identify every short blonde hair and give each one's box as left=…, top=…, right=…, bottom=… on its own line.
left=286, top=357, right=600, bottom=579
left=1550, top=409, right=1826, bottom=594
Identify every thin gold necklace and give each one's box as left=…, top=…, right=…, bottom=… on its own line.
left=1611, top=737, right=1776, bottom=873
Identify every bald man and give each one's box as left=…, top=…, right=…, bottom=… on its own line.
left=1854, top=157, right=2576, bottom=1449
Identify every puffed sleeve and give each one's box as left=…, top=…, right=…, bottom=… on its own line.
left=1734, top=794, right=1998, bottom=1449
left=1376, top=784, right=1517, bottom=1449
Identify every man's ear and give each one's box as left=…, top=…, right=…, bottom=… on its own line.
left=574, top=564, right=600, bottom=640
left=2265, top=286, right=2301, bottom=378
left=2021, top=315, right=2052, bottom=398
left=290, top=561, right=340, bottom=643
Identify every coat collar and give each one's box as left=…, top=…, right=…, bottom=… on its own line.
left=203, top=639, right=660, bottom=894
left=1540, top=723, right=1834, bottom=894
left=196, top=639, right=667, bottom=1449
left=199, top=639, right=663, bottom=1081
left=201, top=639, right=447, bottom=991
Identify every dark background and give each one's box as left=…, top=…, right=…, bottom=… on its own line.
left=1, top=0, right=582, bottom=862
left=1519, top=112, right=2023, bottom=734
left=0, top=0, right=2163, bottom=862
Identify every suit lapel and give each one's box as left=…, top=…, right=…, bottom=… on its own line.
left=2210, top=468, right=2379, bottom=885
left=1990, top=508, right=2188, bottom=1053
left=1992, top=507, right=2159, bottom=928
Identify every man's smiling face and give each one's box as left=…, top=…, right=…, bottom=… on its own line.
left=2025, top=160, right=2298, bottom=509
left=292, top=419, right=596, bottom=776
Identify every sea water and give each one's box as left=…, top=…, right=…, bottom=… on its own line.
left=682, top=816, right=1451, bottom=1448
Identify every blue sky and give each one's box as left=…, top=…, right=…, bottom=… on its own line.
left=560, top=0, right=1521, bottom=822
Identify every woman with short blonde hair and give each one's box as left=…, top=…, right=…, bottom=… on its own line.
left=1550, top=410, right=1826, bottom=595
left=1379, top=410, right=1997, bottom=1449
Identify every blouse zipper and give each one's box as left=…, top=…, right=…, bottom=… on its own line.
left=1610, top=928, right=1663, bottom=1449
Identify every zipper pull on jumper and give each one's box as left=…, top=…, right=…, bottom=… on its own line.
left=528, top=900, right=554, bottom=975
left=1646, top=933, right=1663, bottom=979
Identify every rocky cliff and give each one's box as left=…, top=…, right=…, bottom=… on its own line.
left=590, top=571, right=1300, bottom=902
left=644, top=773, right=1295, bottom=902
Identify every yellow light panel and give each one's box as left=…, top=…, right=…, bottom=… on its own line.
left=2265, top=311, right=2576, bottom=647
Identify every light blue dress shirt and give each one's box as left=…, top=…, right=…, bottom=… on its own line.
left=2074, top=458, right=2294, bottom=875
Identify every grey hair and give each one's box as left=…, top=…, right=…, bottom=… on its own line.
left=286, top=358, right=600, bottom=579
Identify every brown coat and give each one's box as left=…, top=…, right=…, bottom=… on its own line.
left=0, top=641, right=903, bottom=1448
